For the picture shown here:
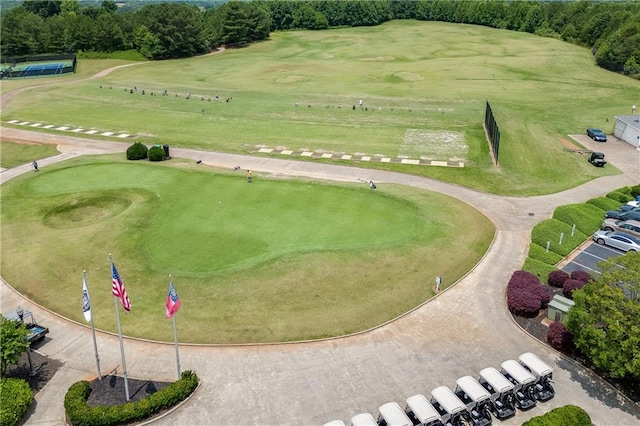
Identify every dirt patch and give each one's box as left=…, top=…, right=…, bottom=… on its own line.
left=559, top=137, right=581, bottom=150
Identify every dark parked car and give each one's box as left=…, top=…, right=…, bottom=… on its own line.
left=587, top=128, right=607, bottom=142
left=605, top=210, right=640, bottom=221
left=588, top=152, right=606, bottom=167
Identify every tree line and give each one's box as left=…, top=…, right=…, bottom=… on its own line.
left=1, top=0, right=639, bottom=77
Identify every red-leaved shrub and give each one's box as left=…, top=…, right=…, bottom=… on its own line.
left=548, top=270, right=570, bottom=288
left=507, top=270, right=548, bottom=317
left=547, top=321, right=573, bottom=350
left=570, top=270, right=591, bottom=284
left=563, top=279, right=586, bottom=299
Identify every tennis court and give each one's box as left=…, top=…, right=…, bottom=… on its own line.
left=1, top=57, right=75, bottom=78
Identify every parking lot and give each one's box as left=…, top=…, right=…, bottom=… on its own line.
left=561, top=240, right=625, bottom=275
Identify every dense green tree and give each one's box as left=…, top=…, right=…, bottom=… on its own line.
left=60, top=0, right=79, bottom=16
left=63, top=13, right=97, bottom=52
left=596, top=22, right=640, bottom=73
left=102, top=0, right=117, bottom=14
left=136, top=3, right=208, bottom=59
left=41, top=14, right=67, bottom=53
left=566, top=270, right=640, bottom=380
left=134, top=24, right=165, bottom=60
left=599, top=251, right=640, bottom=301
left=0, top=7, right=44, bottom=56
left=292, top=3, right=328, bottom=30
left=0, top=317, right=29, bottom=378
left=22, top=0, right=61, bottom=18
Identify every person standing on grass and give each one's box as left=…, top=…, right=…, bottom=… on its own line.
left=435, top=275, right=442, bottom=291
left=247, top=170, right=252, bottom=183
left=32, top=160, right=39, bottom=172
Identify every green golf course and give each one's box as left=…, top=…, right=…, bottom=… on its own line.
left=0, top=156, right=493, bottom=343
left=2, top=20, right=630, bottom=195
left=2, top=20, right=634, bottom=343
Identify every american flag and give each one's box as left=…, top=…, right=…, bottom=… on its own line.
left=111, top=262, right=131, bottom=312
left=165, top=281, right=181, bottom=319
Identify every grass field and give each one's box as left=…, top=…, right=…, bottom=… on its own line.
left=0, top=156, right=493, bottom=343
left=0, top=141, right=59, bottom=168
left=2, top=21, right=634, bottom=194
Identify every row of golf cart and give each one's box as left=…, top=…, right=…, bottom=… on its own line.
left=324, top=353, right=554, bottom=426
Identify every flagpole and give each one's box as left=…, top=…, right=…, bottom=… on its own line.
left=170, top=275, right=181, bottom=379
left=110, top=255, right=130, bottom=402
left=84, top=270, right=102, bottom=380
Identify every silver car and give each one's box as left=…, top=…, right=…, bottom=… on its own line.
left=601, top=219, right=640, bottom=238
left=593, top=231, right=640, bottom=252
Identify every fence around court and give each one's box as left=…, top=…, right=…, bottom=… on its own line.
left=1, top=53, right=76, bottom=79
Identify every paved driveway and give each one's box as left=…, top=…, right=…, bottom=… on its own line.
left=562, top=241, right=624, bottom=276
left=1, top=126, right=639, bottom=425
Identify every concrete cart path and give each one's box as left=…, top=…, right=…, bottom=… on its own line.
left=1, top=126, right=639, bottom=426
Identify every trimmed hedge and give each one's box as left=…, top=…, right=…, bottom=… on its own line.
left=586, top=196, right=622, bottom=212
left=507, top=270, right=550, bottom=317
left=0, top=378, right=34, bottom=426
left=606, top=190, right=633, bottom=203
left=531, top=219, right=588, bottom=257
left=630, top=184, right=640, bottom=199
left=523, top=258, right=557, bottom=282
left=563, top=279, right=586, bottom=299
left=148, top=145, right=166, bottom=162
left=548, top=270, right=569, bottom=288
left=552, top=203, right=607, bottom=235
left=64, top=370, right=198, bottom=426
left=126, top=142, right=148, bottom=160
left=547, top=321, right=573, bottom=350
left=522, top=405, right=591, bottom=426
left=528, top=243, right=563, bottom=266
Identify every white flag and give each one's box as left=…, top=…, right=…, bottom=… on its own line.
left=82, top=276, right=92, bottom=322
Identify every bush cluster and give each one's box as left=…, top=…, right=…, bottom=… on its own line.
left=570, top=270, right=591, bottom=284
left=524, top=186, right=635, bottom=281
left=126, top=142, right=148, bottom=160
left=522, top=404, right=591, bottom=426
left=562, top=279, right=586, bottom=299
left=0, top=378, right=34, bottom=426
left=148, top=146, right=166, bottom=162
left=547, top=270, right=569, bottom=288
left=64, top=370, right=199, bottom=426
left=606, top=190, right=633, bottom=204
left=547, top=321, right=573, bottom=350
left=507, top=270, right=551, bottom=317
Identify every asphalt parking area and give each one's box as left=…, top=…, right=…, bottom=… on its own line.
left=562, top=241, right=624, bottom=275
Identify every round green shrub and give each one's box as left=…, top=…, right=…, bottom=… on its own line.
left=0, top=378, right=34, bottom=426
left=148, top=146, right=166, bottom=162
left=126, top=142, right=148, bottom=160
left=522, top=404, right=591, bottom=426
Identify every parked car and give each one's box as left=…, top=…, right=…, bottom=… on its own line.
left=627, top=200, right=640, bottom=209
left=592, top=231, right=640, bottom=252
left=587, top=152, right=606, bottom=167
left=605, top=210, right=640, bottom=221
left=587, top=128, right=607, bottom=142
left=619, top=204, right=640, bottom=212
left=601, top=219, right=640, bottom=238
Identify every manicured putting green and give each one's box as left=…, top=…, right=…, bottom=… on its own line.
left=30, top=162, right=420, bottom=273
left=1, top=157, right=493, bottom=343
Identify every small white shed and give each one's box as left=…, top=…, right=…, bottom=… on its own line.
left=613, top=115, right=640, bottom=148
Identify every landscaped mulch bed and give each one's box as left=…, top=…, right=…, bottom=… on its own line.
left=86, top=375, right=171, bottom=407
